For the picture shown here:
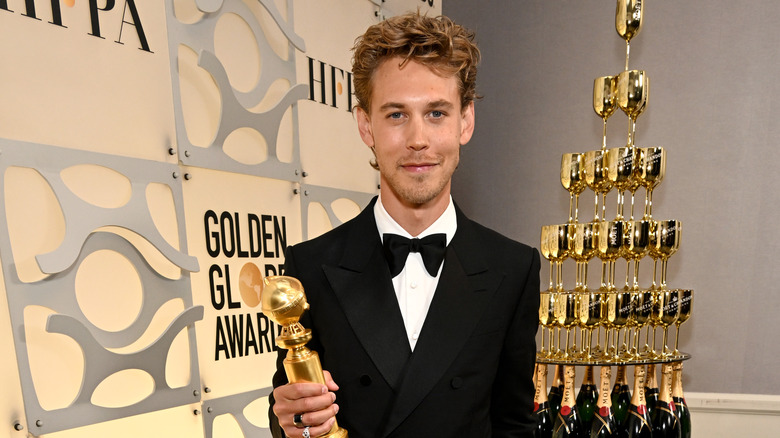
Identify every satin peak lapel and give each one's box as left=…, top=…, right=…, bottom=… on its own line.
left=322, top=205, right=411, bottom=390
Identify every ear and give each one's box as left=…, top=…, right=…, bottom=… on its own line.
left=459, top=101, right=475, bottom=145
left=356, top=107, right=375, bottom=148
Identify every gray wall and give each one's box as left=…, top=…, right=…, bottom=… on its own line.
left=445, top=0, right=780, bottom=395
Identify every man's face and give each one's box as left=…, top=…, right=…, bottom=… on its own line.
left=356, top=57, right=475, bottom=210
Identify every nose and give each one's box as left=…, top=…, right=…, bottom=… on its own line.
left=407, top=116, right=428, bottom=151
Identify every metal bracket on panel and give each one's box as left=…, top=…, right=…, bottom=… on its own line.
left=0, top=138, right=199, bottom=274
left=201, top=387, right=274, bottom=438
left=0, top=139, right=203, bottom=435
left=165, top=0, right=306, bottom=179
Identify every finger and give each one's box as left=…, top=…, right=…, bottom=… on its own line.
left=274, top=382, right=329, bottom=403
left=322, top=370, right=340, bottom=391
left=292, top=418, right=336, bottom=438
left=273, top=388, right=336, bottom=423
left=292, top=403, right=339, bottom=430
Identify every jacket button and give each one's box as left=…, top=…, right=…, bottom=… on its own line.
left=360, top=374, right=372, bottom=386
left=451, top=377, right=463, bottom=389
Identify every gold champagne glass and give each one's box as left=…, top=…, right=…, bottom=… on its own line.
left=539, top=290, right=557, bottom=358
left=647, top=288, right=662, bottom=358
left=541, top=225, right=555, bottom=293
left=639, top=146, right=666, bottom=220
left=550, top=224, right=573, bottom=291
left=549, top=291, right=565, bottom=357
left=572, top=222, right=598, bottom=291
left=579, top=290, right=605, bottom=360
left=561, top=153, right=587, bottom=223
left=594, top=76, right=617, bottom=151
left=625, top=147, right=644, bottom=220
left=606, top=290, right=632, bottom=362
left=555, top=291, right=579, bottom=360
left=673, top=289, right=693, bottom=357
left=623, top=220, right=651, bottom=291
left=606, top=146, right=641, bottom=220
left=597, top=220, right=624, bottom=291
left=584, top=149, right=613, bottom=222
left=615, top=0, right=644, bottom=70
left=617, top=70, right=648, bottom=148
left=632, top=288, right=653, bottom=358
left=649, top=219, right=681, bottom=289
left=657, top=288, right=679, bottom=357
left=539, top=289, right=550, bottom=358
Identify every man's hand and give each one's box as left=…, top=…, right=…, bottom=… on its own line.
left=272, top=370, right=340, bottom=438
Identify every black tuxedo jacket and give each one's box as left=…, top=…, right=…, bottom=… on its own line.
left=271, top=197, right=540, bottom=437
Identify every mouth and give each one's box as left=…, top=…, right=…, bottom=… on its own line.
left=400, top=160, right=439, bottom=173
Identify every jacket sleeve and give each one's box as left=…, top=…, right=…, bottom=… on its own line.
left=490, top=246, right=541, bottom=437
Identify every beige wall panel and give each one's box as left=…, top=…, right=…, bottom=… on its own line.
left=182, top=167, right=300, bottom=399
left=0, top=0, right=176, bottom=163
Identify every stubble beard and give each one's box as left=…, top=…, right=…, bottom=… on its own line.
left=383, top=158, right=457, bottom=207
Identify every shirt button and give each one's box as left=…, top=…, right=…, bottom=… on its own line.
left=412, top=332, right=419, bottom=340
left=410, top=282, right=418, bottom=289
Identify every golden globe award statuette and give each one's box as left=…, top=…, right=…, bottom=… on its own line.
left=260, top=275, right=348, bottom=438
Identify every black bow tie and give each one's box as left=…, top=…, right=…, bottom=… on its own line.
left=382, top=233, right=447, bottom=277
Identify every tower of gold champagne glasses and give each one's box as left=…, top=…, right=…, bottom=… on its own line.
left=536, top=3, right=696, bottom=435
left=536, top=0, right=694, bottom=368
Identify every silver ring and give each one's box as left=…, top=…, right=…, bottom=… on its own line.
left=293, top=413, right=304, bottom=428
left=302, top=426, right=311, bottom=438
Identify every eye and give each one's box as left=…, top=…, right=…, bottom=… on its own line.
left=430, top=110, right=444, bottom=118
left=388, top=112, right=403, bottom=119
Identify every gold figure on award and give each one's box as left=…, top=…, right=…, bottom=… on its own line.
left=260, top=276, right=349, bottom=438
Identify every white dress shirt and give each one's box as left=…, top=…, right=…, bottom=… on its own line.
left=374, top=195, right=457, bottom=351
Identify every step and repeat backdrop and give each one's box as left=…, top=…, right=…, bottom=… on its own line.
left=0, top=0, right=438, bottom=436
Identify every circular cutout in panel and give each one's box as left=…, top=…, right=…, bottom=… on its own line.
left=75, top=250, right=143, bottom=332
left=244, top=396, right=271, bottom=428
left=91, top=369, right=154, bottom=408
left=215, top=12, right=261, bottom=93
left=331, top=198, right=361, bottom=225
left=60, top=164, right=132, bottom=209
left=223, top=127, right=268, bottom=165
left=239, top=262, right=263, bottom=308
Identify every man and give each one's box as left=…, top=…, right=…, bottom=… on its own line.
left=270, top=12, right=540, bottom=438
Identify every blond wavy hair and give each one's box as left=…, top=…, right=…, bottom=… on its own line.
left=351, top=12, right=481, bottom=115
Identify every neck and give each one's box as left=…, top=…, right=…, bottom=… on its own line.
left=380, top=184, right=451, bottom=236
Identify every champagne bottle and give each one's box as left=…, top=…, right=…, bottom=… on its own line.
left=672, top=362, right=691, bottom=438
left=549, top=364, right=565, bottom=420
left=651, top=363, right=681, bottom=438
left=644, top=363, right=659, bottom=420
left=625, top=365, right=652, bottom=438
left=553, top=365, right=584, bottom=438
left=577, top=365, right=599, bottom=430
left=590, top=366, right=616, bottom=438
left=611, top=365, right=631, bottom=438
left=534, top=364, right=554, bottom=438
